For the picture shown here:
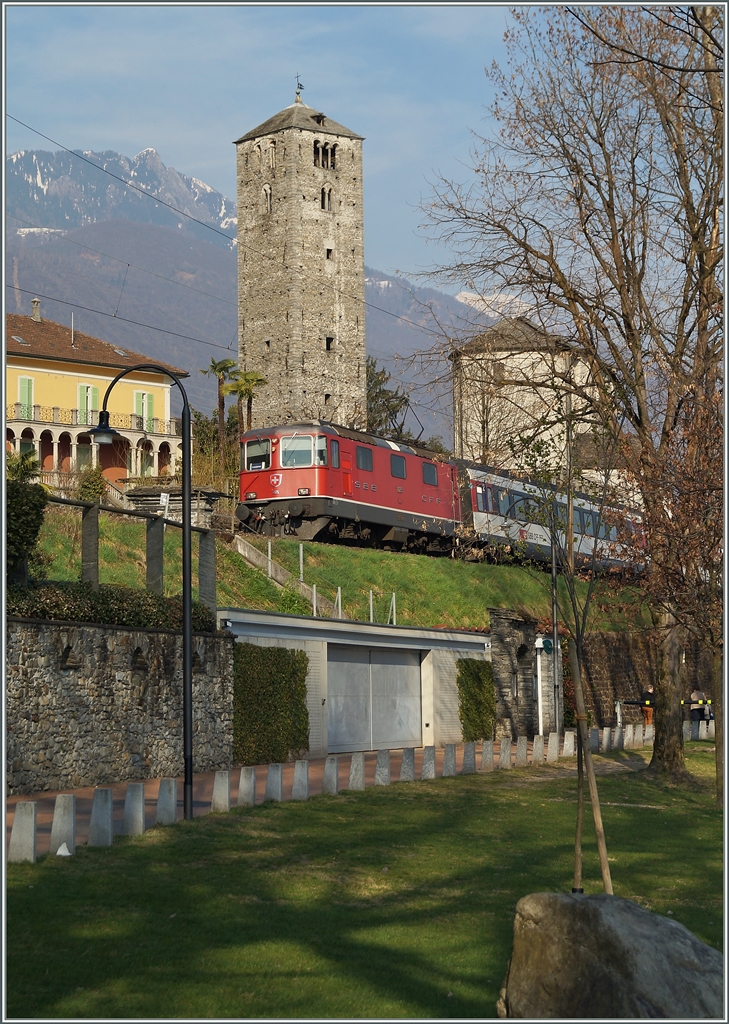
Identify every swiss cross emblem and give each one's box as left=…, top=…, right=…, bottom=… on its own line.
left=270, top=474, right=282, bottom=486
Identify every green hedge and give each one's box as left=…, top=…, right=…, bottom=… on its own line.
left=456, top=658, right=496, bottom=741
left=233, top=643, right=309, bottom=765
left=7, top=581, right=218, bottom=632
left=6, top=482, right=48, bottom=573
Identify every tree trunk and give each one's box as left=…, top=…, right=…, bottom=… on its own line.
left=218, top=379, right=226, bottom=468
left=649, top=613, right=686, bottom=776
left=247, top=396, right=253, bottom=431
left=713, top=647, right=723, bottom=809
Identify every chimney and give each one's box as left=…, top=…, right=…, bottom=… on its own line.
left=31, top=297, right=41, bottom=322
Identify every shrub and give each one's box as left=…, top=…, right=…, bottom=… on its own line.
left=277, top=582, right=312, bottom=616
left=233, top=643, right=309, bottom=764
left=455, top=658, right=496, bottom=741
left=6, top=482, right=48, bottom=574
left=6, top=581, right=218, bottom=632
left=76, top=465, right=108, bottom=502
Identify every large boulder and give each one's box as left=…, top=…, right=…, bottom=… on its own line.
left=496, top=892, right=723, bottom=1019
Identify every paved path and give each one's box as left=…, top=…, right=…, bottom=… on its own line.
left=6, top=743, right=487, bottom=858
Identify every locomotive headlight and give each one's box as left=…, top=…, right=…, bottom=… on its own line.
left=245, top=491, right=257, bottom=500
left=298, top=487, right=310, bottom=496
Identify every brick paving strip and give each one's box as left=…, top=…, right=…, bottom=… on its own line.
left=6, top=738, right=646, bottom=857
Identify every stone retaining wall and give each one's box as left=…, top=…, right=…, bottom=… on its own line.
left=6, top=618, right=235, bottom=794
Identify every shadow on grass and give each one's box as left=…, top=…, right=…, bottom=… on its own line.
left=7, top=762, right=723, bottom=1019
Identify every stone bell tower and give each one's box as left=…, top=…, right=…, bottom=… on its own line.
left=234, top=89, right=366, bottom=428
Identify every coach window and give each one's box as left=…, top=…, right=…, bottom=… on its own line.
left=245, top=438, right=271, bottom=471
left=315, top=435, right=328, bottom=466
left=330, top=438, right=340, bottom=469
left=281, top=434, right=313, bottom=467
left=390, top=454, right=407, bottom=479
left=356, top=446, right=373, bottom=472
left=581, top=510, right=596, bottom=537
left=422, top=462, right=437, bottom=486
left=498, top=490, right=513, bottom=517
left=475, top=484, right=485, bottom=513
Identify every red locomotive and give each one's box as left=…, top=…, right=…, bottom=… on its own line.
left=236, top=421, right=461, bottom=552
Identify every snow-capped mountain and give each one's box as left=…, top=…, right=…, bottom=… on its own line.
left=6, top=148, right=237, bottom=249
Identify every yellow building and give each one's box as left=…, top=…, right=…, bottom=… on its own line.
left=6, top=301, right=188, bottom=488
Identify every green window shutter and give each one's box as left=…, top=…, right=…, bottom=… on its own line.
left=135, top=392, right=143, bottom=418
left=91, top=386, right=99, bottom=410
left=146, top=393, right=154, bottom=429
left=78, top=385, right=87, bottom=425
left=20, top=377, right=33, bottom=411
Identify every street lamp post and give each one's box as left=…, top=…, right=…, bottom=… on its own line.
left=89, top=364, right=194, bottom=819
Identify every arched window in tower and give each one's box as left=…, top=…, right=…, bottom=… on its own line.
left=262, top=184, right=272, bottom=214
left=327, top=188, right=332, bottom=212
left=268, top=141, right=276, bottom=170
left=320, top=187, right=326, bottom=211
left=255, top=144, right=262, bottom=169
left=322, top=144, right=329, bottom=170
left=313, top=141, right=320, bottom=167
left=330, top=145, right=337, bottom=170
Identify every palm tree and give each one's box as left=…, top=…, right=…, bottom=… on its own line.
left=223, top=371, right=268, bottom=431
left=200, top=357, right=237, bottom=464
left=6, top=449, right=42, bottom=482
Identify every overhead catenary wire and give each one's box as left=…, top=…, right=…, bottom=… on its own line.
left=7, top=114, right=448, bottom=341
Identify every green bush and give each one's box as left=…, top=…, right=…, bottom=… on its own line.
left=277, top=582, right=312, bottom=616
left=76, top=465, right=108, bottom=502
left=455, top=658, right=496, bottom=741
left=6, top=482, right=48, bottom=574
left=233, top=643, right=309, bottom=765
left=6, top=581, right=218, bottom=632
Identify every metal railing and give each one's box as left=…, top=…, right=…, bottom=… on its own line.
left=7, top=403, right=182, bottom=436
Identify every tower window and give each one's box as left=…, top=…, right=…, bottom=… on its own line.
left=262, top=184, right=272, bottom=213
left=330, top=145, right=337, bottom=170
left=325, top=336, right=334, bottom=351
left=265, top=339, right=271, bottom=349
left=313, top=140, right=320, bottom=167
left=322, top=144, right=329, bottom=170
left=320, top=187, right=332, bottom=212
left=324, top=394, right=332, bottom=406
left=326, top=248, right=333, bottom=260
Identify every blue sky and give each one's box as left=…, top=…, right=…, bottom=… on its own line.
left=5, top=3, right=512, bottom=285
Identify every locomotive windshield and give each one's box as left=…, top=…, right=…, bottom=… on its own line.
left=281, top=434, right=313, bottom=467
left=244, top=438, right=271, bottom=471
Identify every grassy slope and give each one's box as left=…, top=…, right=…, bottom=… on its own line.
left=6, top=746, right=722, bottom=1019
left=34, top=508, right=643, bottom=630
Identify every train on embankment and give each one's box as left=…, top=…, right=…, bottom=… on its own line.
left=235, top=420, right=635, bottom=566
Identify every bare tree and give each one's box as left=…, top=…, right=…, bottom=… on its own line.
left=422, top=5, right=723, bottom=776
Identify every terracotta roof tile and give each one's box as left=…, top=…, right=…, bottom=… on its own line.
left=6, top=313, right=189, bottom=377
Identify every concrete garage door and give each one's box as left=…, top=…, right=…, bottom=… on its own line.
left=327, top=645, right=422, bottom=753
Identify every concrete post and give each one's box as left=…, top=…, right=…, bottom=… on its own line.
left=498, top=738, right=512, bottom=769
left=156, top=778, right=178, bottom=824
left=292, top=760, right=309, bottom=800
left=531, top=735, right=544, bottom=765
left=8, top=801, right=37, bottom=863
left=122, top=783, right=146, bottom=836
left=634, top=723, right=644, bottom=748
left=613, top=726, right=624, bottom=750
left=461, top=741, right=476, bottom=775
left=624, top=724, right=635, bottom=750
left=682, top=721, right=691, bottom=742
left=601, top=727, right=612, bottom=753
left=708, top=720, right=715, bottom=740
left=691, top=720, right=699, bottom=741
left=348, top=751, right=365, bottom=790
left=88, top=788, right=114, bottom=846
left=514, top=736, right=528, bottom=767
left=480, top=740, right=494, bottom=772
left=265, top=764, right=283, bottom=802
left=237, top=766, right=256, bottom=806
left=211, top=771, right=230, bottom=813
left=375, top=749, right=390, bottom=786
left=400, top=748, right=415, bottom=782
left=81, top=504, right=99, bottom=591
left=146, top=516, right=165, bottom=595
left=546, top=732, right=559, bottom=763
left=562, top=731, right=576, bottom=758
left=442, top=743, right=457, bottom=777
left=322, top=756, right=339, bottom=795
left=421, top=746, right=436, bottom=780
left=50, top=794, right=76, bottom=855
left=198, top=529, right=217, bottom=613
left=698, top=721, right=708, bottom=741
left=589, top=728, right=599, bottom=754
left=645, top=723, right=655, bottom=744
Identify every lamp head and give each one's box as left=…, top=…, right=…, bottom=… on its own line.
left=88, top=409, right=120, bottom=444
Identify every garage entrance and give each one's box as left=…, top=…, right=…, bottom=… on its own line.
left=327, top=644, right=422, bottom=753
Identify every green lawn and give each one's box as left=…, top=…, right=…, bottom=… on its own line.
left=6, top=745, right=721, bottom=1019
